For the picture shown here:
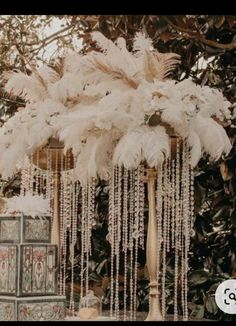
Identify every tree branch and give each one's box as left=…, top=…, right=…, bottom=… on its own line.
left=163, top=16, right=236, bottom=50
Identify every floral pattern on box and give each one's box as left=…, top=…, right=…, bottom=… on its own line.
left=0, top=301, right=15, bottom=321
left=0, top=218, right=20, bottom=243
left=21, top=245, right=57, bottom=296
left=0, top=245, right=17, bottom=295
left=18, top=301, right=65, bottom=321
left=23, top=217, right=51, bottom=243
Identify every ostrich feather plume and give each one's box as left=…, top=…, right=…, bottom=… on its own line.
left=4, top=193, right=50, bottom=218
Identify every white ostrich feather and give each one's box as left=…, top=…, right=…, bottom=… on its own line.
left=37, top=66, right=60, bottom=85
left=113, top=126, right=170, bottom=169
left=5, top=71, right=47, bottom=102
left=4, top=193, right=50, bottom=218
left=113, top=128, right=143, bottom=169
left=96, top=131, right=120, bottom=180
left=193, top=115, right=232, bottom=161
left=186, top=129, right=202, bottom=167
left=48, top=72, right=84, bottom=104
left=141, top=126, right=170, bottom=168
left=91, top=31, right=116, bottom=54
left=63, top=51, right=82, bottom=73
left=116, top=37, right=128, bottom=52
left=74, top=136, right=98, bottom=185
left=133, top=32, right=153, bottom=56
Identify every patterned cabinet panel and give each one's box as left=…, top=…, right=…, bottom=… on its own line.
left=0, top=296, right=66, bottom=321
left=0, top=300, right=15, bottom=321
left=20, top=245, right=58, bottom=296
left=0, top=244, right=57, bottom=296
left=0, top=245, right=17, bottom=295
left=0, top=217, right=20, bottom=243
left=0, top=215, right=51, bottom=244
left=23, top=216, right=51, bottom=243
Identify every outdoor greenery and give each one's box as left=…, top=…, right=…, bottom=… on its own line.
left=0, top=15, right=235, bottom=320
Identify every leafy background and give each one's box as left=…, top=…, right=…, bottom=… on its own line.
left=0, top=15, right=235, bottom=320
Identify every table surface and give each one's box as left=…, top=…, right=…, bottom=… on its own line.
left=66, top=310, right=210, bottom=321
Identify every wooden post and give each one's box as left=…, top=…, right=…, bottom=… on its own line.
left=145, top=168, right=162, bottom=321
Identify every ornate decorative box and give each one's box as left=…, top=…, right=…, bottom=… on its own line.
left=0, top=296, right=66, bottom=321
left=0, top=215, right=51, bottom=244
left=0, top=244, right=58, bottom=296
left=0, top=215, right=66, bottom=321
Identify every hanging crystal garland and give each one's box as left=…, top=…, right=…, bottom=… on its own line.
left=80, top=184, right=86, bottom=301
left=107, top=165, right=146, bottom=321
left=128, top=168, right=135, bottom=321
left=19, top=140, right=82, bottom=319
left=108, top=165, right=115, bottom=317
left=122, top=167, right=128, bottom=321
left=79, top=176, right=96, bottom=307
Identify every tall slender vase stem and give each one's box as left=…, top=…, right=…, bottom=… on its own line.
left=145, top=168, right=162, bottom=321
left=51, top=171, right=60, bottom=249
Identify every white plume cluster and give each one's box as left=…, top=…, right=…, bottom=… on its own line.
left=0, top=32, right=232, bottom=183
left=4, top=193, right=51, bottom=218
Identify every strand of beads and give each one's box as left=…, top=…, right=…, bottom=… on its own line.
left=129, top=169, right=135, bottom=321
left=183, top=140, right=191, bottom=320
left=133, top=167, right=140, bottom=321
left=123, top=167, right=128, bottom=321
left=69, top=178, right=78, bottom=315
left=166, top=158, right=171, bottom=253
left=174, top=138, right=180, bottom=321
left=139, top=165, right=145, bottom=250
left=171, top=158, right=176, bottom=249
left=59, top=153, right=64, bottom=296
left=114, top=166, right=122, bottom=320
left=20, top=157, right=30, bottom=195
left=80, top=184, right=86, bottom=300
left=109, top=166, right=115, bottom=317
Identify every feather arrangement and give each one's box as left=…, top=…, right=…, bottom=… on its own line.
left=0, top=31, right=232, bottom=181
left=4, top=193, right=50, bottom=218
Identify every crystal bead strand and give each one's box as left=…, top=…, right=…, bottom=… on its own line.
left=123, top=167, right=128, bottom=321
left=69, top=180, right=77, bottom=315
left=189, top=165, right=195, bottom=234
left=139, top=165, right=145, bottom=250
left=20, top=158, right=29, bottom=195
left=161, top=159, right=168, bottom=320
left=35, top=150, right=40, bottom=195
left=29, top=153, right=34, bottom=195
left=81, top=185, right=86, bottom=300
left=129, top=169, right=135, bottom=321
left=59, top=181, right=64, bottom=295
left=84, top=183, right=89, bottom=297
left=180, top=141, right=186, bottom=320
left=174, top=138, right=180, bottom=321
left=63, top=153, right=70, bottom=296
left=166, top=159, right=171, bottom=253
left=156, top=164, right=163, bottom=317
left=88, top=178, right=96, bottom=255
left=46, top=148, right=50, bottom=199
left=184, top=141, right=191, bottom=320
left=115, top=166, right=122, bottom=320
left=133, top=167, right=140, bottom=321
left=49, top=150, right=54, bottom=215
left=109, top=166, right=115, bottom=317
left=171, top=158, right=176, bottom=249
